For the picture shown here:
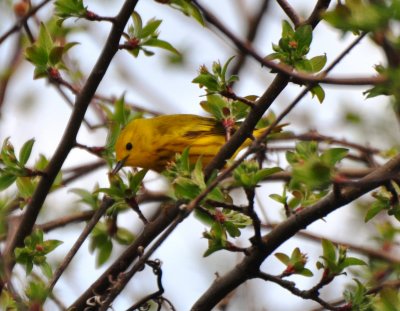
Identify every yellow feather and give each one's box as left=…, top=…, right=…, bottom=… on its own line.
left=115, top=114, right=275, bottom=172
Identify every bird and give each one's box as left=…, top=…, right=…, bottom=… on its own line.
left=113, top=114, right=277, bottom=173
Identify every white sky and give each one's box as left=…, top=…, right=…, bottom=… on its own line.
left=0, top=1, right=395, bottom=310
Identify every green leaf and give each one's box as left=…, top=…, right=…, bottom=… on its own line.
left=96, top=239, right=113, bottom=267
left=193, top=74, right=220, bottom=92
left=340, top=257, right=367, bottom=269
left=25, top=46, right=49, bottom=67
left=115, top=227, right=135, bottom=245
left=131, top=11, right=143, bottom=36
left=18, top=138, right=35, bottom=166
left=310, top=84, right=325, bottom=103
left=37, top=23, right=54, bottom=54
left=49, top=46, right=65, bottom=66
left=294, top=59, right=313, bottom=72
left=54, top=0, right=86, bottom=20
left=42, top=239, right=63, bottom=253
left=294, top=24, right=312, bottom=53
left=40, top=261, right=53, bottom=278
left=321, top=239, right=336, bottom=263
left=128, top=169, right=148, bottom=194
left=0, top=173, right=17, bottom=191
left=275, top=252, right=290, bottom=265
left=16, top=177, right=35, bottom=199
left=269, top=193, right=285, bottom=204
left=140, top=19, right=162, bottom=38
left=254, top=167, right=282, bottom=183
left=281, top=20, right=295, bottom=38
left=224, top=221, right=241, bottom=238
left=298, top=268, right=313, bottom=277
left=25, top=280, right=49, bottom=303
left=321, top=148, right=348, bottom=166
left=144, top=38, right=180, bottom=55
left=309, top=54, right=327, bottom=72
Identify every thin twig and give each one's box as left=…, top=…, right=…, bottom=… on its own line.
left=4, top=0, right=140, bottom=282
left=0, top=0, right=52, bottom=45
left=257, top=272, right=341, bottom=310
left=276, top=0, right=302, bottom=26
left=47, top=197, right=114, bottom=292
left=192, top=1, right=381, bottom=87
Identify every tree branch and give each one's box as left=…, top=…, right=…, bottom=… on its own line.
left=191, top=153, right=400, bottom=310
left=3, top=0, right=140, bottom=279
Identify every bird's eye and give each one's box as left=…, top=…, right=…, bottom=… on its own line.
left=126, top=142, right=133, bottom=151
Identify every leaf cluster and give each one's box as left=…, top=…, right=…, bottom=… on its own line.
left=233, top=160, right=282, bottom=189
left=124, top=12, right=180, bottom=58
left=317, top=239, right=366, bottom=278
left=365, top=182, right=400, bottom=222
left=54, top=0, right=87, bottom=24
left=275, top=247, right=313, bottom=277
left=192, top=56, right=239, bottom=95
left=0, top=138, right=62, bottom=206
left=14, top=229, right=63, bottom=278
left=25, top=23, right=78, bottom=79
left=164, top=149, right=254, bottom=256
left=266, top=21, right=326, bottom=102
left=157, top=0, right=204, bottom=26
left=324, top=0, right=400, bottom=33
left=286, top=141, right=348, bottom=208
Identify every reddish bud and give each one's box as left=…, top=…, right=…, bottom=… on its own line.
left=85, top=10, right=97, bottom=20
left=333, top=174, right=348, bottom=184
left=382, top=241, right=393, bottom=252
left=293, top=206, right=305, bottom=213
left=199, top=65, right=209, bottom=74
left=127, top=37, right=140, bottom=49
left=48, top=67, right=61, bottom=81
left=35, top=244, right=44, bottom=252
left=214, top=210, right=225, bottom=223
left=288, top=40, right=298, bottom=48
left=13, top=2, right=29, bottom=17
left=283, top=264, right=295, bottom=275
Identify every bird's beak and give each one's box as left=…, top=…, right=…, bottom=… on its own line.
left=111, top=156, right=128, bottom=175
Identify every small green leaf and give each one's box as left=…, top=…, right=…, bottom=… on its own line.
left=294, top=24, right=312, bottom=53
left=131, top=11, right=143, bottom=35
left=37, top=23, right=54, bottom=54
left=144, top=38, right=180, bottom=55
left=128, top=169, right=148, bottom=194
left=96, top=239, right=113, bottom=267
left=309, top=54, right=327, bottom=72
left=18, top=138, right=35, bottom=166
left=321, top=239, right=336, bottom=263
left=298, top=268, right=313, bottom=277
left=140, top=19, right=162, bottom=38
left=115, top=227, right=135, bottom=245
left=321, top=148, right=348, bottom=166
left=40, top=261, right=53, bottom=278
left=25, top=46, right=49, bottom=66
left=281, top=20, right=295, bottom=38
left=275, top=252, right=290, bottom=265
left=0, top=174, right=17, bottom=191
left=49, top=46, right=65, bottom=66
left=16, top=177, right=36, bottom=199
left=340, top=257, right=367, bottom=269
left=310, top=84, right=325, bottom=103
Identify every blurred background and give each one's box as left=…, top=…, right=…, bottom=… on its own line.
left=0, top=0, right=398, bottom=310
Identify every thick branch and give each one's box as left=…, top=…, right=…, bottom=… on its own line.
left=191, top=153, right=400, bottom=310
left=4, top=0, right=139, bottom=274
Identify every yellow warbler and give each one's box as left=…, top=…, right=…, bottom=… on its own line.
left=114, top=114, right=274, bottom=172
